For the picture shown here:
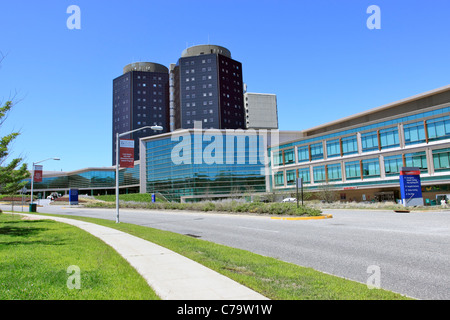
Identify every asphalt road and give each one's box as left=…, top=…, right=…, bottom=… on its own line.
left=5, top=202, right=449, bottom=300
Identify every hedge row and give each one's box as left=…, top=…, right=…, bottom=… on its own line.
left=86, top=200, right=322, bottom=216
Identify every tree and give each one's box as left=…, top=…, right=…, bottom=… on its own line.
left=317, top=182, right=338, bottom=203
left=0, top=53, right=30, bottom=200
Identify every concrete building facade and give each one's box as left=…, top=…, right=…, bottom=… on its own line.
left=244, top=89, right=278, bottom=129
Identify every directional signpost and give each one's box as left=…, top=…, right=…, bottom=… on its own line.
left=399, top=167, right=424, bottom=207
left=296, top=177, right=303, bottom=208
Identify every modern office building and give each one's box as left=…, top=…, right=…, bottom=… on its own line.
left=112, top=62, right=170, bottom=165
left=269, top=84, right=450, bottom=203
left=244, top=85, right=278, bottom=129
left=171, top=45, right=246, bottom=130
left=24, top=164, right=141, bottom=198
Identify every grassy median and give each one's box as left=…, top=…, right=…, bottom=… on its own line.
left=9, top=211, right=413, bottom=300
left=0, top=213, right=159, bottom=300
left=86, top=195, right=323, bottom=217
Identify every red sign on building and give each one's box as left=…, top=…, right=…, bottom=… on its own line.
left=34, top=165, right=43, bottom=183
left=119, top=139, right=135, bottom=168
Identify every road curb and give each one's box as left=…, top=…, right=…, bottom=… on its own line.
left=271, top=214, right=333, bottom=221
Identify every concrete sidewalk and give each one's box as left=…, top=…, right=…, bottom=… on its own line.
left=20, top=214, right=268, bottom=300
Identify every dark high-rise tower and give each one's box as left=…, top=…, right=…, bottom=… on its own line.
left=112, top=62, right=169, bottom=165
left=171, top=45, right=245, bottom=130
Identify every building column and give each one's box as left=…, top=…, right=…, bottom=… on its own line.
left=309, top=166, right=314, bottom=184
left=398, top=123, right=405, bottom=148
left=426, top=147, right=434, bottom=175
left=356, top=132, right=362, bottom=154
left=341, top=161, right=346, bottom=182
left=379, top=155, right=386, bottom=179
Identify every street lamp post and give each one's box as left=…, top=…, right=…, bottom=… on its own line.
left=30, top=157, right=60, bottom=207
left=116, top=126, right=163, bottom=223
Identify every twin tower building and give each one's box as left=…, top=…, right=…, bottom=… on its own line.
left=112, top=44, right=278, bottom=164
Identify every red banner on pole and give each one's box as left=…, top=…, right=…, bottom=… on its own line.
left=34, top=165, right=43, bottom=182
left=119, top=139, right=135, bottom=168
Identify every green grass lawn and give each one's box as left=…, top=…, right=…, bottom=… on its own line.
left=0, top=213, right=159, bottom=300
left=27, top=212, right=412, bottom=300
left=94, top=193, right=164, bottom=203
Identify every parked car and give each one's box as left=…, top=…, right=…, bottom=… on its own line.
left=282, top=197, right=297, bottom=203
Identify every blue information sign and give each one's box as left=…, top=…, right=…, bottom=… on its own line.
left=69, top=189, right=79, bottom=205
left=399, top=167, right=423, bottom=207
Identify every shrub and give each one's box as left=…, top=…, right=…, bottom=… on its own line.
left=201, top=202, right=216, bottom=212
left=85, top=197, right=322, bottom=216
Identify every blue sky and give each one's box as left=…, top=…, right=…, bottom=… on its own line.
left=1, top=0, right=449, bottom=172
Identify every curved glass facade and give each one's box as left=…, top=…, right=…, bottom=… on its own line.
left=24, top=165, right=140, bottom=193
left=145, top=131, right=266, bottom=202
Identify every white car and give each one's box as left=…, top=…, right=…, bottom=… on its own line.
left=282, top=198, right=297, bottom=203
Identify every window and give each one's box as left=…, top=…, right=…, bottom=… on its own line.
left=313, top=166, right=326, bottom=182
left=433, top=148, right=450, bottom=171
left=361, top=131, right=379, bottom=152
left=286, top=170, right=296, bottom=185
left=310, top=143, right=323, bottom=161
left=345, top=161, right=361, bottom=180
left=284, top=149, right=294, bottom=164
left=274, top=172, right=284, bottom=186
left=342, top=136, right=358, bottom=156
left=427, top=116, right=450, bottom=141
left=404, top=151, right=427, bottom=172
left=326, top=139, right=340, bottom=158
left=379, top=127, right=399, bottom=149
left=297, top=168, right=310, bottom=184
left=384, top=155, right=403, bottom=176
left=404, top=122, right=426, bottom=145
left=297, top=146, right=309, bottom=163
left=327, top=163, right=342, bottom=181
left=362, top=158, right=380, bottom=178
left=273, top=151, right=283, bottom=166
